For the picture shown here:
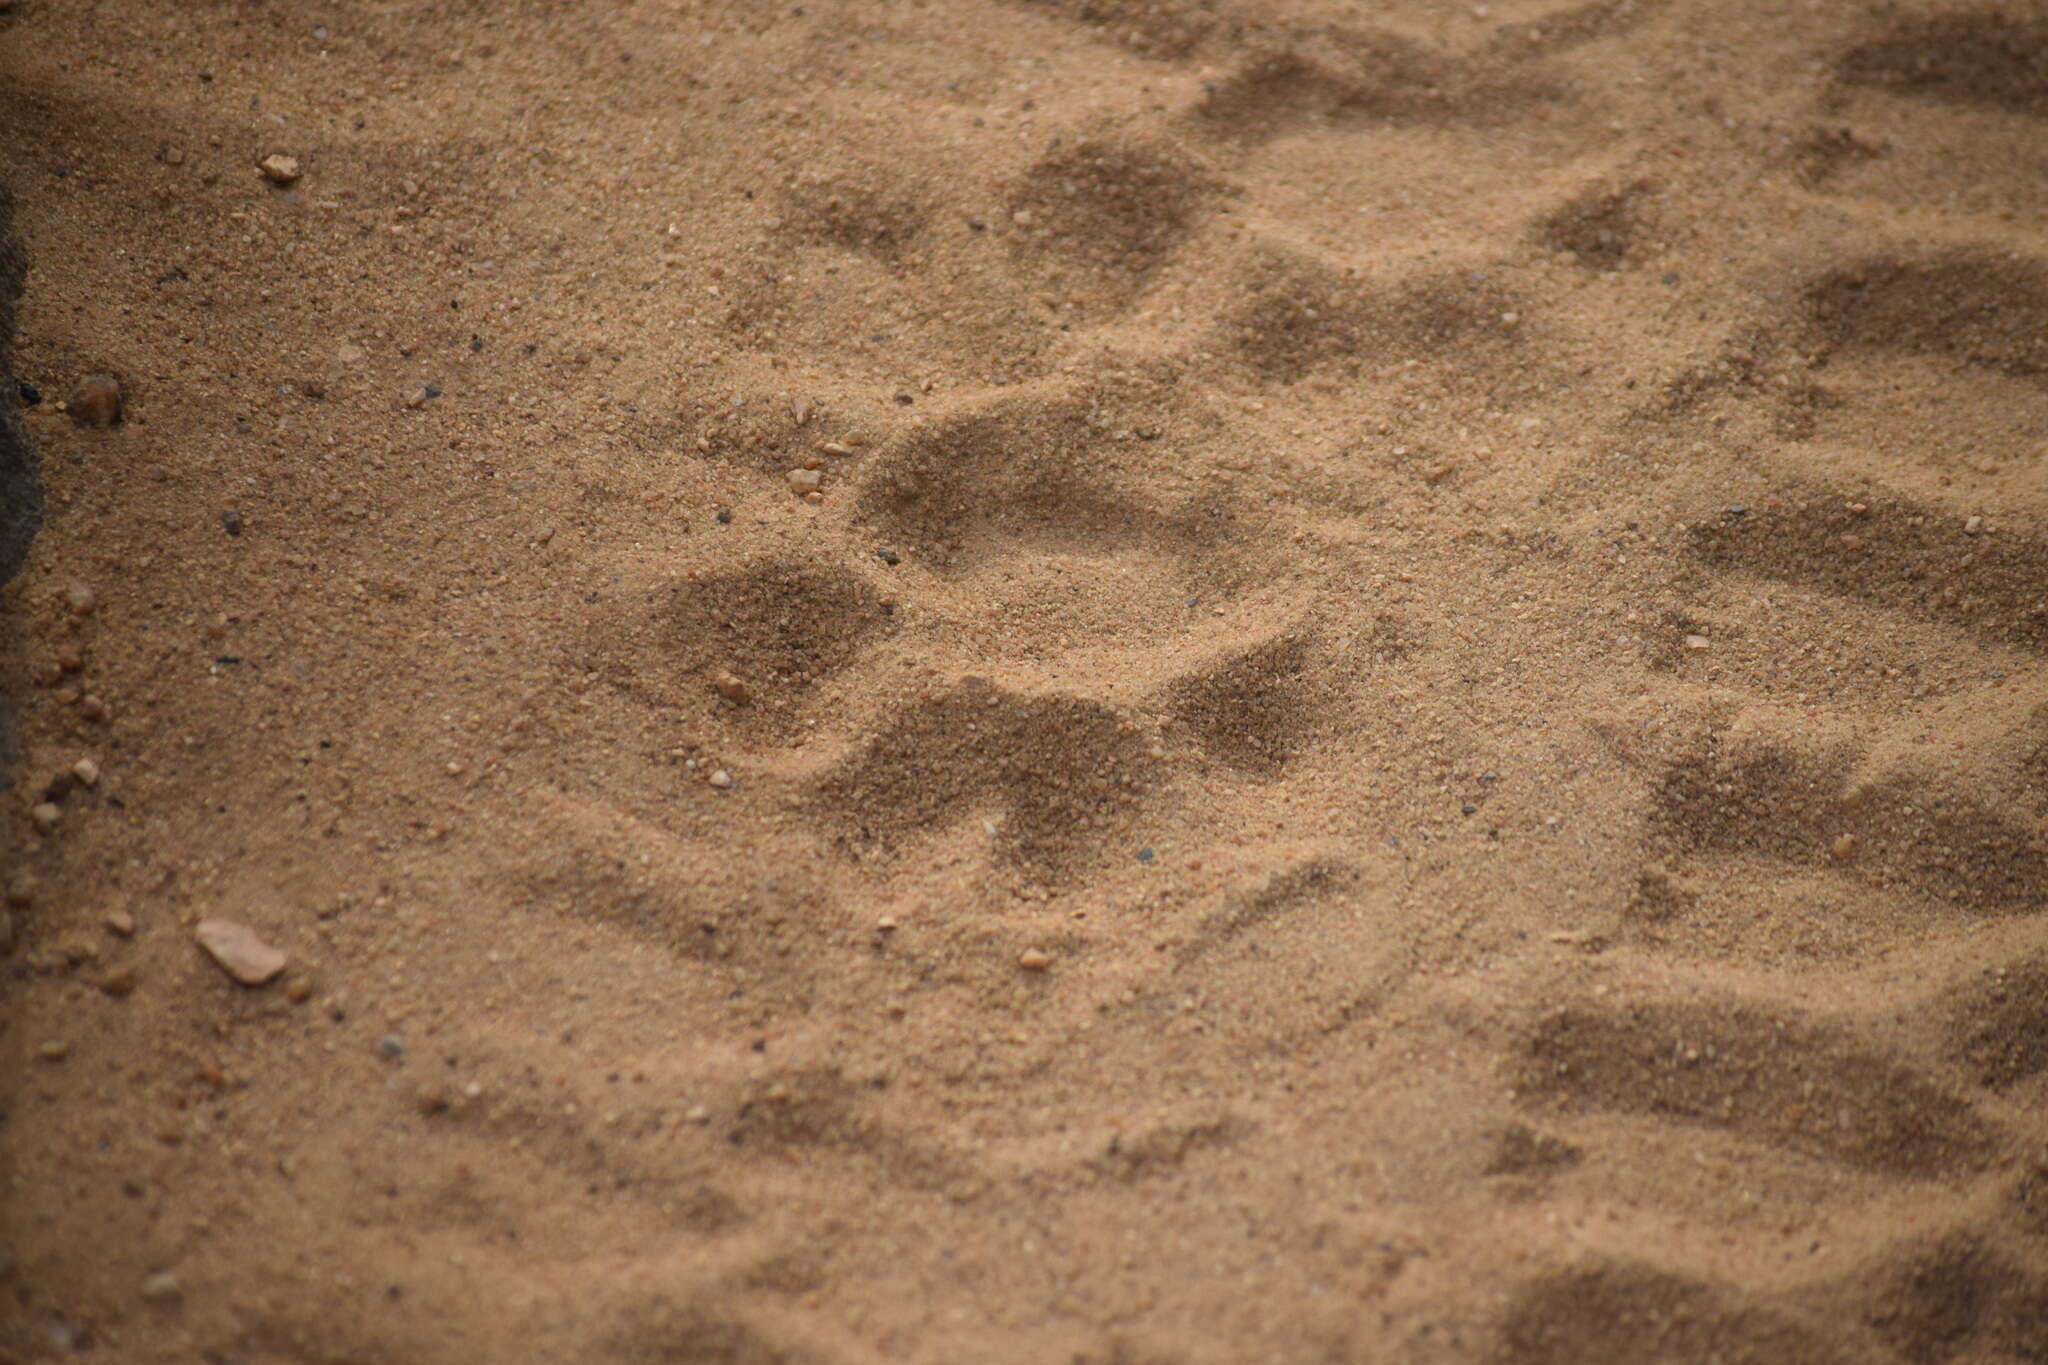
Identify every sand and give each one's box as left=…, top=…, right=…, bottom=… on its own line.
left=2, top=1, right=2046, bottom=1360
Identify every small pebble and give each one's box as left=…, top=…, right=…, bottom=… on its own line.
left=708, top=769, right=734, bottom=789
left=221, top=509, right=244, bottom=537
left=712, top=671, right=750, bottom=704
left=1682, top=634, right=1710, bottom=650
left=30, top=803, right=60, bottom=832
left=1018, top=948, right=1053, bottom=972
left=375, top=1034, right=407, bottom=1061
left=0, top=908, right=14, bottom=955
left=72, top=758, right=99, bottom=787
left=54, top=645, right=83, bottom=672
left=194, top=918, right=287, bottom=985
left=284, top=978, right=313, bottom=1003
left=5, top=870, right=34, bottom=907
left=66, top=374, right=122, bottom=426
left=1964, top=515, right=1984, bottom=535
left=787, top=467, right=822, bottom=494
left=139, top=1272, right=182, bottom=1304
left=79, top=696, right=110, bottom=722
left=64, top=582, right=97, bottom=615
left=97, top=967, right=137, bottom=998
left=105, top=910, right=135, bottom=936
left=875, top=547, right=900, bottom=566
left=876, top=915, right=898, bottom=933
left=37, top=1040, right=69, bottom=1062
left=258, top=153, right=301, bottom=185
left=1831, top=834, right=1857, bottom=860
left=685, top=1104, right=711, bottom=1124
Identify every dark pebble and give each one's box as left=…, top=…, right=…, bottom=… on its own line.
left=1137, top=847, right=1154, bottom=864
left=17, top=380, right=38, bottom=405
left=375, top=1035, right=407, bottom=1061
left=715, top=507, right=732, bottom=524
left=221, top=510, right=244, bottom=537
left=875, top=547, right=900, bottom=566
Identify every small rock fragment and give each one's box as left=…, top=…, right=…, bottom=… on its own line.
left=30, top=803, right=60, bottom=832
left=1830, top=834, right=1857, bottom=860
left=0, top=908, right=14, bottom=955
left=194, top=918, right=287, bottom=985
left=375, top=1034, right=407, bottom=1061
left=708, top=769, right=735, bottom=789
left=1682, top=634, right=1710, bottom=651
left=64, top=582, right=97, bottom=615
left=258, top=154, right=300, bottom=185
left=5, top=870, right=34, bottom=907
left=1964, top=515, right=1984, bottom=535
left=37, top=1040, right=69, bottom=1062
left=787, top=467, right=822, bottom=495
left=139, top=1272, right=182, bottom=1304
left=711, top=671, right=750, bottom=704
left=97, top=967, right=137, bottom=998
left=66, top=374, right=122, bottom=427
left=1018, top=948, right=1053, bottom=972
left=284, top=978, right=313, bottom=1003
left=875, top=547, right=900, bottom=566
left=72, top=758, right=99, bottom=787
left=685, top=1103, right=711, bottom=1124
left=105, top=910, right=135, bottom=936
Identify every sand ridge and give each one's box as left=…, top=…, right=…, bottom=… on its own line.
left=1, top=0, right=2045, bottom=1360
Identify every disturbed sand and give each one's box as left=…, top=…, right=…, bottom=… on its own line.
left=3, top=1, right=2047, bottom=1361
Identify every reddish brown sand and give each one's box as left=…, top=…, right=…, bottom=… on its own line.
left=3, top=2, right=2047, bottom=1361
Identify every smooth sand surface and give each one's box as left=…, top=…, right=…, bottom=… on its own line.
left=3, top=2, right=2046, bottom=1360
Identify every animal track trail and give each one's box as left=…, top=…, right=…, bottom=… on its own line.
left=1165, top=633, right=1332, bottom=777
left=810, top=677, right=1160, bottom=879
left=1005, top=137, right=1228, bottom=320
left=1218, top=244, right=1521, bottom=385
left=582, top=558, right=898, bottom=731
left=1862, top=1229, right=2048, bottom=1365
left=1643, top=730, right=2048, bottom=917
left=1947, top=953, right=2048, bottom=1093
left=1530, top=178, right=1656, bottom=271
left=1686, top=492, right=2048, bottom=654
left=777, top=175, right=933, bottom=269
left=854, top=386, right=1235, bottom=578
left=1803, top=251, right=2048, bottom=385
left=1489, top=1263, right=1859, bottom=1365
left=1515, top=998, right=2000, bottom=1178
left=1184, top=23, right=1551, bottom=147
left=1836, top=9, right=2048, bottom=118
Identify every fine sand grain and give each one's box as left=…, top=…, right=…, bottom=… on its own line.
left=3, top=2, right=2046, bottom=1361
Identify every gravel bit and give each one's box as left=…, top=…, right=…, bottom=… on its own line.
left=66, top=374, right=122, bottom=426
left=194, top=918, right=288, bottom=985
